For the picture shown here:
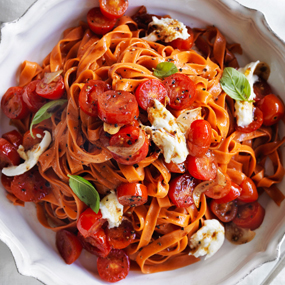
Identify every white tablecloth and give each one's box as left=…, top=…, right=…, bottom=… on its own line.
left=1, top=0, right=285, bottom=284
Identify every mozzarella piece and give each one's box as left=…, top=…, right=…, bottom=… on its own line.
left=188, top=219, right=225, bottom=260
left=2, top=131, right=52, bottom=177
left=100, top=191, right=123, bottom=228
left=143, top=16, right=189, bottom=43
left=144, top=99, right=188, bottom=164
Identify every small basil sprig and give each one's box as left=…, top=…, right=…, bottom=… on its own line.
left=68, top=174, right=100, bottom=214
left=220, top=67, right=251, bottom=101
left=30, top=99, right=67, bottom=138
left=153, top=62, right=178, bottom=79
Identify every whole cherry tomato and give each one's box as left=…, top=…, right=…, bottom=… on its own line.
left=99, top=0, right=129, bottom=19
left=0, top=138, right=21, bottom=168
left=237, top=177, right=258, bottom=203
left=2, top=130, right=23, bottom=149
left=215, top=182, right=241, bottom=204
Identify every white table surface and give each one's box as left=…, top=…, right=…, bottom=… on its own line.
left=1, top=0, right=285, bottom=284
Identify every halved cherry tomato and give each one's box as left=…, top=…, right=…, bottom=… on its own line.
left=36, top=74, right=65, bottom=100
left=56, top=229, right=83, bottom=264
left=97, top=249, right=130, bottom=283
left=22, top=128, right=45, bottom=151
left=10, top=168, right=50, bottom=202
left=135, top=79, right=167, bottom=110
left=117, top=183, right=148, bottom=207
left=99, top=0, right=129, bottom=19
left=168, top=174, right=198, bottom=208
left=236, top=107, right=263, bottom=133
left=210, top=200, right=238, bottom=223
left=257, top=94, right=285, bottom=126
left=77, top=208, right=106, bottom=238
left=1, top=174, right=13, bottom=193
left=205, top=173, right=231, bottom=199
left=253, top=79, right=272, bottom=102
left=233, top=201, right=265, bottom=230
left=1, top=87, right=29, bottom=119
left=237, top=178, right=258, bottom=203
left=169, top=27, right=194, bottom=50
left=78, top=228, right=111, bottom=258
left=164, top=160, right=186, bottom=173
left=163, top=73, right=196, bottom=110
left=22, top=80, right=47, bottom=112
left=2, top=130, right=23, bottom=149
left=98, top=90, right=139, bottom=125
left=106, top=219, right=136, bottom=249
left=87, top=7, right=117, bottom=35
left=187, top=119, right=212, bottom=157
left=79, top=80, right=110, bottom=117
left=215, top=182, right=241, bottom=204
left=187, top=151, right=217, bottom=181
left=0, top=138, right=21, bottom=168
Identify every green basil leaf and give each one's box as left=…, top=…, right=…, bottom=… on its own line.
left=30, top=99, right=67, bottom=138
left=220, top=67, right=251, bottom=101
left=153, top=62, right=178, bottom=79
left=68, top=174, right=100, bottom=214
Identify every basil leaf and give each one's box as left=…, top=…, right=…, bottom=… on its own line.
left=30, top=99, right=67, bottom=138
left=68, top=174, right=100, bottom=214
left=220, top=67, right=251, bottom=101
left=153, top=62, right=178, bottom=79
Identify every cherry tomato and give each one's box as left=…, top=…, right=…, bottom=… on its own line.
left=79, top=80, right=110, bottom=117
left=135, top=79, right=167, bottom=110
left=253, top=79, right=272, bottom=101
left=187, top=152, right=217, bottom=181
left=117, top=183, right=148, bottom=207
left=78, top=228, right=111, bottom=258
left=22, top=80, right=47, bottom=112
left=97, top=249, right=130, bottom=283
left=210, top=200, right=238, bottom=223
left=187, top=119, right=212, bottom=157
left=164, top=160, right=186, bottom=173
left=99, top=0, right=129, bottom=19
left=1, top=174, right=13, bottom=193
left=163, top=73, right=196, bottom=110
left=10, top=168, right=50, bottom=202
left=215, top=182, right=241, bottom=204
left=168, top=174, right=198, bottom=208
left=2, top=130, right=23, bottom=149
left=98, top=90, right=139, bottom=125
left=22, top=128, right=45, bottom=151
left=0, top=138, right=21, bottom=168
left=169, top=27, right=194, bottom=50
left=233, top=201, right=265, bottom=230
left=1, top=87, right=29, bottom=119
left=205, top=173, right=231, bottom=199
left=106, top=219, right=136, bottom=249
left=36, top=74, right=65, bottom=100
left=236, top=107, right=263, bottom=133
left=56, top=229, right=82, bottom=264
left=237, top=178, right=258, bottom=203
left=87, top=7, right=117, bottom=35
left=257, top=94, right=285, bottom=126
left=77, top=208, right=106, bottom=238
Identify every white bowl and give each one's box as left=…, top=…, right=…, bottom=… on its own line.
left=1, top=0, right=285, bottom=284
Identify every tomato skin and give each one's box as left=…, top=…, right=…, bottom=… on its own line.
left=205, top=173, right=231, bottom=199
left=215, top=182, right=241, bottom=204
left=253, top=79, right=272, bottom=102
left=257, top=94, right=285, bottom=126
left=233, top=201, right=265, bottom=230
left=36, top=74, right=65, bottom=100
left=236, top=107, right=263, bottom=133
left=22, top=80, right=47, bottom=112
left=135, top=79, right=168, bottom=110
left=164, top=160, right=186, bottom=173
left=237, top=178, right=258, bottom=203
left=97, top=249, right=130, bottom=283
left=117, top=183, right=148, bottom=207
left=98, top=90, right=139, bottom=125
left=2, top=130, right=23, bottom=149
left=210, top=200, right=238, bottom=223
left=0, top=138, right=21, bottom=168
left=1, top=87, right=30, bottom=119
left=1, top=174, right=14, bottom=193
left=22, top=128, right=45, bottom=150
left=10, top=168, right=50, bottom=202
left=99, top=0, right=129, bottom=19
left=163, top=73, right=196, bottom=110
left=56, top=229, right=83, bottom=265
left=79, top=80, right=110, bottom=117
left=187, top=120, right=212, bottom=157
left=169, top=27, right=194, bottom=50
left=87, top=7, right=117, bottom=35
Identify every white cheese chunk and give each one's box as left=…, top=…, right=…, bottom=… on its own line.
left=188, top=219, right=225, bottom=260
left=144, top=99, right=188, bottom=164
left=143, top=16, right=189, bottom=43
left=2, top=131, right=52, bottom=177
left=100, top=191, right=123, bottom=228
